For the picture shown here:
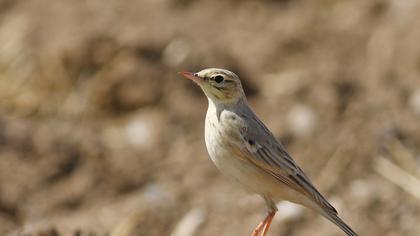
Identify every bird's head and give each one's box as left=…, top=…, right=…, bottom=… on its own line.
left=179, top=68, right=245, bottom=104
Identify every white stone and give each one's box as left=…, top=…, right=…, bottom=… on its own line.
left=163, top=38, right=190, bottom=67
left=125, top=119, right=151, bottom=146
left=172, top=208, right=206, bottom=236
left=275, top=201, right=304, bottom=222
left=409, top=89, right=420, bottom=115
left=349, top=179, right=371, bottom=198
left=287, top=104, right=317, bottom=137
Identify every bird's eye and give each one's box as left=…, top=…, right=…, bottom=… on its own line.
left=213, top=75, right=224, bottom=83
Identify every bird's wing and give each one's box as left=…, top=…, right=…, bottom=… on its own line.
left=227, top=112, right=337, bottom=215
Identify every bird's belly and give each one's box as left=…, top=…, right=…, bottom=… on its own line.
left=205, top=139, right=281, bottom=196
left=204, top=130, right=255, bottom=189
left=209, top=148, right=264, bottom=191
left=205, top=135, right=304, bottom=204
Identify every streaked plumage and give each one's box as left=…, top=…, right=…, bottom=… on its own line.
left=180, top=68, right=358, bottom=236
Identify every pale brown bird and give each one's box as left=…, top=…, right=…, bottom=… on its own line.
left=179, top=68, right=358, bottom=236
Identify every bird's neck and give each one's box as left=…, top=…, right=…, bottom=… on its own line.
left=207, top=97, right=248, bottom=120
left=208, top=96, right=247, bottom=108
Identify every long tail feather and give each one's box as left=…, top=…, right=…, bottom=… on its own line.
left=321, top=211, right=358, bottom=236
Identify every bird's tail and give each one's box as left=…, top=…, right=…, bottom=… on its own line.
left=320, top=210, right=358, bottom=236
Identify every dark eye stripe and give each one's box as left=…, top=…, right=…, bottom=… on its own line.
left=214, top=86, right=227, bottom=91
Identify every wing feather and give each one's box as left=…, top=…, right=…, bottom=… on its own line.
left=227, top=112, right=337, bottom=214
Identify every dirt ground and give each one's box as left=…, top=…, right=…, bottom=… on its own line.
left=1, top=0, right=420, bottom=235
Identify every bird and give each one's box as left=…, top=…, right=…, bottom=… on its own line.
left=179, top=68, right=358, bottom=236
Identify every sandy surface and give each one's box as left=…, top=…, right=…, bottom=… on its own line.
left=1, top=0, right=420, bottom=235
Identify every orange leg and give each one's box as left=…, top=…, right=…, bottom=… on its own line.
left=261, top=212, right=276, bottom=236
left=251, top=218, right=268, bottom=236
left=251, top=211, right=276, bottom=236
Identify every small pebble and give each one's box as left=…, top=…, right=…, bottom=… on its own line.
left=163, top=38, right=190, bottom=67
left=125, top=119, right=151, bottom=146
left=408, top=89, right=420, bottom=115
left=275, top=201, right=303, bottom=222
left=287, top=104, right=317, bottom=137
left=349, top=179, right=371, bottom=199
left=143, top=183, right=168, bottom=203
left=172, top=208, right=206, bottom=236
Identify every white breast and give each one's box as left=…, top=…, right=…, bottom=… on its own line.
left=204, top=100, right=272, bottom=194
left=204, top=100, right=226, bottom=166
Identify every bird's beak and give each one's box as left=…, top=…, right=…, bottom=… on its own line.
left=179, top=71, right=202, bottom=84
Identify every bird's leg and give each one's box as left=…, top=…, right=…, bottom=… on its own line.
left=251, top=219, right=266, bottom=236
left=251, top=217, right=268, bottom=236
left=261, top=211, right=276, bottom=236
left=251, top=211, right=276, bottom=236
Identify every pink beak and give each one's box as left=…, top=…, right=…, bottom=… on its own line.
left=179, top=71, right=202, bottom=83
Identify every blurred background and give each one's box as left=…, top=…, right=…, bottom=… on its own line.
left=1, top=0, right=420, bottom=235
